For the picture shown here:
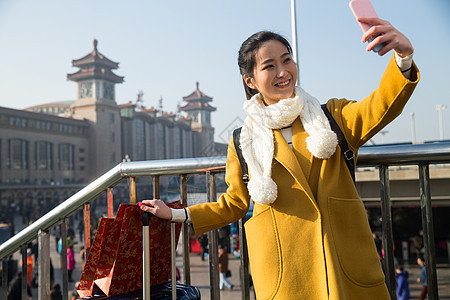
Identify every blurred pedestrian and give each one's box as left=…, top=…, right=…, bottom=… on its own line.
left=411, top=230, right=424, bottom=259
left=67, top=223, right=75, bottom=240
left=373, top=232, right=382, bottom=257
left=218, top=225, right=231, bottom=253
left=77, top=218, right=84, bottom=242
left=19, top=248, right=34, bottom=287
left=54, top=225, right=61, bottom=252
left=67, top=242, right=76, bottom=282
left=417, top=255, right=427, bottom=300
left=395, top=266, right=410, bottom=300
left=219, top=244, right=233, bottom=290
left=7, top=272, right=32, bottom=300
left=198, top=233, right=208, bottom=261
left=80, top=246, right=86, bottom=271
left=50, top=283, right=63, bottom=300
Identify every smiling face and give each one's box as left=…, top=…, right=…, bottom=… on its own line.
left=244, top=40, right=297, bottom=105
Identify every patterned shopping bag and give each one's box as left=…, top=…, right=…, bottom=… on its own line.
left=77, top=217, right=114, bottom=298
left=78, top=202, right=185, bottom=297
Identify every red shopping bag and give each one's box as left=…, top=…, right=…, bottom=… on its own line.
left=78, top=202, right=185, bottom=297
left=77, top=217, right=114, bottom=298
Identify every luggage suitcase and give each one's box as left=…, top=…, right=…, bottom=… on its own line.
left=78, top=282, right=200, bottom=300
left=140, top=207, right=200, bottom=299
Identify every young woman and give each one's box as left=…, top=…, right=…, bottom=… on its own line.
left=141, top=17, right=419, bottom=299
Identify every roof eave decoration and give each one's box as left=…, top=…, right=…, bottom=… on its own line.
left=67, top=67, right=124, bottom=83
left=179, top=102, right=216, bottom=112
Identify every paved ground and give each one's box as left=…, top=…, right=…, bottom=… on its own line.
left=7, top=214, right=450, bottom=299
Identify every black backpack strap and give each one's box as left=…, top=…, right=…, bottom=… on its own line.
left=321, top=104, right=356, bottom=182
left=232, top=127, right=249, bottom=184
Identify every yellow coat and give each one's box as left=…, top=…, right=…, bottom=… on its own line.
left=188, top=55, right=419, bottom=299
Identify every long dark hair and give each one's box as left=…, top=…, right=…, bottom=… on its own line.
left=238, top=31, right=293, bottom=100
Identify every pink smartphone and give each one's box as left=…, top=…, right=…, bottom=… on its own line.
left=349, top=0, right=385, bottom=52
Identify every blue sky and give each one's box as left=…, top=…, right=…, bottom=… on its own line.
left=0, top=0, right=449, bottom=145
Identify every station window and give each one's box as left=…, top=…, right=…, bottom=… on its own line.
left=8, top=138, right=29, bottom=169
left=35, top=141, right=53, bottom=170
left=58, top=143, right=75, bottom=171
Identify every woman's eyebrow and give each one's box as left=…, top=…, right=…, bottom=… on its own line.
left=260, top=52, right=290, bottom=65
left=260, top=58, right=274, bottom=65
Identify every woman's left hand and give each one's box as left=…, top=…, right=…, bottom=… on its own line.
left=358, top=17, right=414, bottom=57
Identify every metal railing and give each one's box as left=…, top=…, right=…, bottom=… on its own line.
left=1, top=141, right=449, bottom=300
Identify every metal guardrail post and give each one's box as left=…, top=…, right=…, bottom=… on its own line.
left=379, top=164, right=396, bottom=300
left=84, top=203, right=91, bottom=253
left=142, top=212, right=151, bottom=300
left=180, top=174, right=191, bottom=285
left=239, top=218, right=250, bottom=300
left=206, top=171, right=220, bottom=300
left=60, top=220, right=68, bottom=300
left=38, top=229, right=51, bottom=300
left=107, top=187, right=114, bottom=218
left=418, top=163, right=439, bottom=300
left=130, top=177, right=136, bottom=204
left=153, top=176, right=160, bottom=200
left=21, top=246, right=27, bottom=300
left=171, top=222, right=177, bottom=299
left=2, top=259, right=7, bottom=300
left=448, top=240, right=450, bottom=265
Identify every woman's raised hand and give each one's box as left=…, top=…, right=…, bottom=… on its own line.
left=140, top=199, right=172, bottom=220
left=358, top=17, right=414, bottom=57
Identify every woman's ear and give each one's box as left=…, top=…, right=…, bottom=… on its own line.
left=243, top=75, right=256, bottom=90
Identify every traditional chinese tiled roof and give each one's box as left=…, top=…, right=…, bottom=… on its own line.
left=72, top=39, right=119, bottom=69
left=67, top=39, right=124, bottom=83
left=182, top=82, right=213, bottom=102
left=180, top=82, right=216, bottom=112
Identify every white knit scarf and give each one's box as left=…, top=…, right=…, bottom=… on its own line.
left=240, top=86, right=338, bottom=205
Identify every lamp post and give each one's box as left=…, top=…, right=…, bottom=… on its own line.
left=410, top=112, right=416, bottom=144
left=436, top=104, right=447, bottom=140
left=291, top=0, right=300, bottom=86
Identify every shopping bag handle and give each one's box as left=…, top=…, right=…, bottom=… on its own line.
left=137, top=202, right=153, bottom=226
left=142, top=211, right=153, bottom=226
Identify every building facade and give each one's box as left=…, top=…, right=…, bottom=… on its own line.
left=0, top=40, right=223, bottom=206
left=0, top=107, right=91, bottom=185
